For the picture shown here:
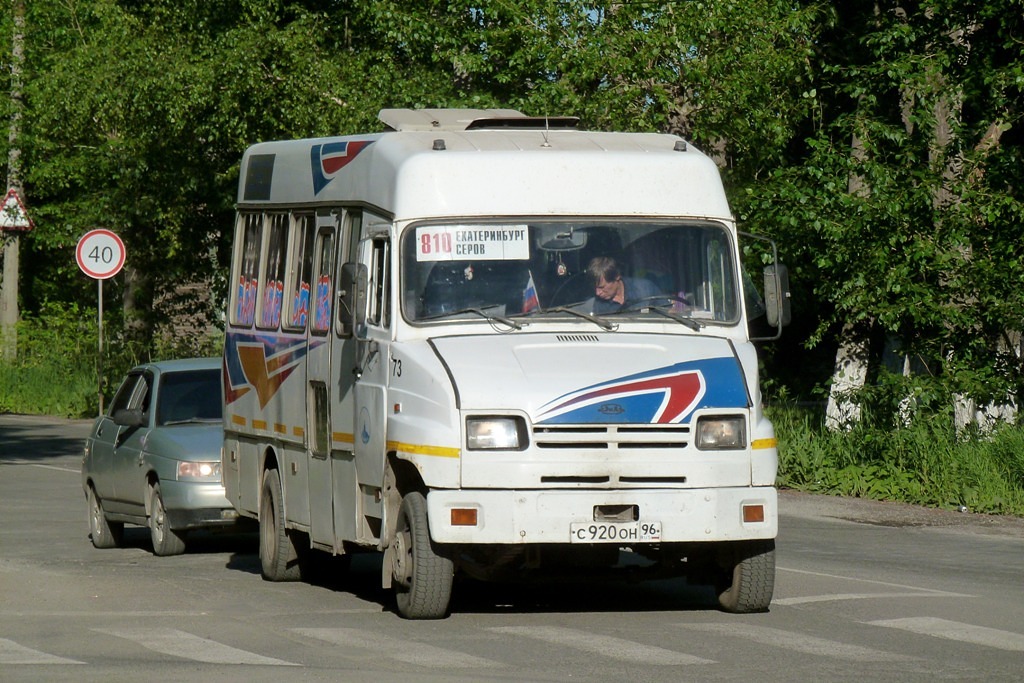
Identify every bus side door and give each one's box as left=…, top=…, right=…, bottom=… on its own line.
left=352, top=232, right=390, bottom=544
left=305, top=215, right=340, bottom=550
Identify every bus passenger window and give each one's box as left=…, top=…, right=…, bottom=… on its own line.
left=231, top=214, right=262, bottom=327
left=312, top=229, right=337, bottom=334
left=258, top=214, right=288, bottom=329
left=285, top=214, right=315, bottom=330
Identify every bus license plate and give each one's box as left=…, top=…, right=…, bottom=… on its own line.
left=570, top=521, right=662, bottom=543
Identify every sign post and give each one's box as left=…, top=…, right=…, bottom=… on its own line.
left=76, top=229, right=126, bottom=415
left=1, top=188, right=34, bottom=361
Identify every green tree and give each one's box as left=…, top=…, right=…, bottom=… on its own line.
left=743, top=1, right=1024, bottom=422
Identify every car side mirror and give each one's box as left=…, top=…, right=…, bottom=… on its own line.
left=112, top=408, right=146, bottom=428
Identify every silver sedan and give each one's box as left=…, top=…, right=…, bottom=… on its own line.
left=81, top=357, right=244, bottom=556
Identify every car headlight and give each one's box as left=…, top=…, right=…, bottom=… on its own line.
left=177, top=461, right=221, bottom=480
left=696, top=416, right=746, bottom=450
left=466, top=417, right=527, bottom=450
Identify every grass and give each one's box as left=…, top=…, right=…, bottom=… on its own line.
left=0, top=309, right=221, bottom=418
left=771, top=403, right=1024, bottom=516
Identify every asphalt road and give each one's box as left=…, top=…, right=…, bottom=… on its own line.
left=2, top=413, right=1023, bottom=682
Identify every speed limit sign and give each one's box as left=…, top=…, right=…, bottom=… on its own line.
left=76, top=229, right=126, bottom=280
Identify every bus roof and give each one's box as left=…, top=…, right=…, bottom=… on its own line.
left=237, top=109, right=733, bottom=223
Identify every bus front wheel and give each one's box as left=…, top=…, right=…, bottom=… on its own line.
left=391, top=491, right=453, bottom=619
left=715, top=539, right=776, bottom=613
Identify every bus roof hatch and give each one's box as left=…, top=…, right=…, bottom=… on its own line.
left=378, top=108, right=579, bottom=132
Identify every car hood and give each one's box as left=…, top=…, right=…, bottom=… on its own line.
left=144, top=423, right=222, bottom=461
left=431, top=333, right=751, bottom=425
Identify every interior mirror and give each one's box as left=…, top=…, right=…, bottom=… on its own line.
left=537, top=226, right=587, bottom=252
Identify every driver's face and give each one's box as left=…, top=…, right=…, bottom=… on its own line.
left=595, top=276, right=623, bottom=301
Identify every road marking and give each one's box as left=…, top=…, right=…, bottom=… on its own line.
left=775, top=592, right=966, bottom=606
left=1, top=460, right=79, bottom=473
left=488, top=626, right=714, bottom=665
left=294, top=628, right=498, bottom=668
left=94, top=628, right=297, bottom=665
left=0, top=638, right=84, bottom=664
left=776, top=566, right=973, bottom=604
left=680, top=623, right=913, bottom=662
left=867, top=617, right=1024, bottom=652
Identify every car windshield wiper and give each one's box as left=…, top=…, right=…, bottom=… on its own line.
left=527, top=306, right=618, bottom=331
left=419, top=307, right=522, bottom=330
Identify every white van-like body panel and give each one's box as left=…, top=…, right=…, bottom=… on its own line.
left=239, top=129, right=733, bottom=222
left=223, top=110, right=781, bottom=617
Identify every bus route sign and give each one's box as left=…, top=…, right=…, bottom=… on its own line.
left=76, top=229, right=126, bottom=280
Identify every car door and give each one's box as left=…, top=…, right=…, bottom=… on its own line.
left=107, top=370, right=155, bottom=515
left=86, top=372, right=144, bottom=504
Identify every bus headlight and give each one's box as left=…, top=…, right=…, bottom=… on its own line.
left=466, top=417, right=526, bottom=450
left=696, top=416, right=746, bottom=450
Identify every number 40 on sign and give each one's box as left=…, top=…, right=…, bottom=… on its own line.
left=76, top=229, right=126, bottom=280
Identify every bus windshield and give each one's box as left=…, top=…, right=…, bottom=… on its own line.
left=401, top=220, right=741, bottom=326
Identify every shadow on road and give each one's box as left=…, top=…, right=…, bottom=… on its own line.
left=0, top=413, right=92, bottom=464
left=224, top=546, right=720, bottom=617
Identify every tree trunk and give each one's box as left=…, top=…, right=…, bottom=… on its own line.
left=826, top=321, right=871, bottom=430
left=1, top=0, right=26, bottom=361
left=825, top=124, right=872, bottom=431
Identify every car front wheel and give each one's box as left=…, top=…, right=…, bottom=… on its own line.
left=149, top=482, right=187, bottom=556
left=87, top=485, right=123, bottom=549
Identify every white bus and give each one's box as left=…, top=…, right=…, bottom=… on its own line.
left=222, top=108, right=790, bottom=619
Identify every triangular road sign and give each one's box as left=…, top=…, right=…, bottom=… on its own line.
left=0, top=188, right=33, bottom=231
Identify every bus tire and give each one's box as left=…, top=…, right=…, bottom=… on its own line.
left=87, top=485, right=123, bottom=549
left=392, top=491, right=453, bottom=619
left=715, top=539, right=775, bottom=613
left=149, top=482, right=186, bottom=556
left=260, top=468, right=303, bottom=581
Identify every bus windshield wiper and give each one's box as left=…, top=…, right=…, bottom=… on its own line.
left=530, top=306, right=618, bottom=331
left=606, top=296, right=704, bottom=331
left=420, top=307, right=522, bottom=330
left=642, top=306, right=704, bottom=331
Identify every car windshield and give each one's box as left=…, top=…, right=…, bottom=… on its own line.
left=401, top=220, right=740, bottom=325
left=156, top=369, right=222, bottom=426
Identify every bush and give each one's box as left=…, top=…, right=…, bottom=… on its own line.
left=0, top=304, right=222, bottom=418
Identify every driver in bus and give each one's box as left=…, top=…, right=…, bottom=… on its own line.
left=587, top=256, right=660, bottom=314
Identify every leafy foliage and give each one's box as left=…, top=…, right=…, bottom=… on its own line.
left=1, top=1, right=1023, bottom=511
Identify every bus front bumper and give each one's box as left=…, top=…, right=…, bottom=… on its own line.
left=426, top=486, right=777, bottom=545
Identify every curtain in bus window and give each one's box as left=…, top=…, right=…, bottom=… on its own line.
left=234, top=214, right=262, bottom=326
left=286, top=215, right=315, bottom=330
left=312, top=230, right=336, bottom=333
left=259, top=214, right=288, bottom=329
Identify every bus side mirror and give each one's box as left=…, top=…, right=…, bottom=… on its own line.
left=764, top=264, right=791, bottom=329
left=338, top=263, right=368, bottom=338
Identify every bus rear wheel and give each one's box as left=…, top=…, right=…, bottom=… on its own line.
left=392, top=491, right=453, bottom=619
left=260, top=468, right=305, bottom=581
